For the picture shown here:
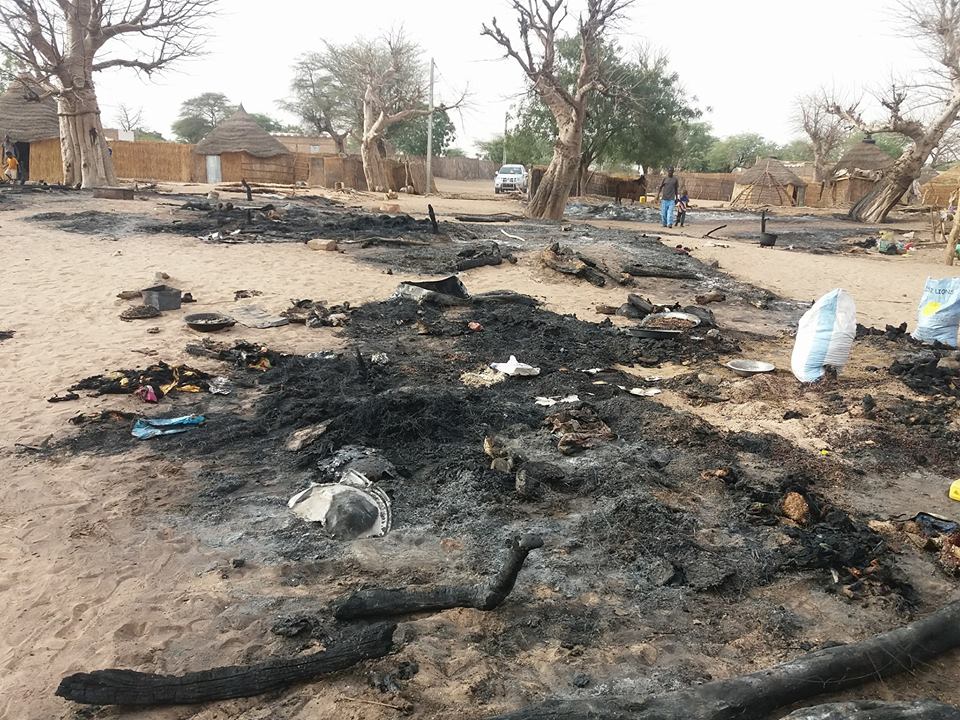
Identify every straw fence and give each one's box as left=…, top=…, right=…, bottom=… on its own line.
left=27, top=139, right=503, bottom=190
left=29, top=137, right=62, bottom=182
left=531, top=168, right=737, bottom=203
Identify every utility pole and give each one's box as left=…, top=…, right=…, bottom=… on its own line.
left=502, top=111, right=509, bottom=166
left=426, top=58, right=435, bottom=195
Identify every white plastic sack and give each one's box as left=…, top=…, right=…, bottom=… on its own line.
left=791, top=289, right=857, bottom=383
left=912, top=277, right=960, bottom=348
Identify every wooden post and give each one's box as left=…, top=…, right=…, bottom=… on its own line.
left=944, top=189, right=960, bottom=266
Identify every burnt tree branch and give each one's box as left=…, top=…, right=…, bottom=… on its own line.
left=334, top=534, right=544, bottom=620
left=487, top=600, right=960, bottom=720
left=56, top=622, right=397, bottom=706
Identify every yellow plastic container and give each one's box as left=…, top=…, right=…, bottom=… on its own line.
left=949, top=479, right=960, bottom=502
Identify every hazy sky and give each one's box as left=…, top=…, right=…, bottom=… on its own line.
left=92, top=0, right=928, bottom=152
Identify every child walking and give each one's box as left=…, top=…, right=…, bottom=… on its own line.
left=675, top=193, right=689, bottom=227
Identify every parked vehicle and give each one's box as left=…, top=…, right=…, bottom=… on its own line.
left=495, top=164, right=528, bottom=193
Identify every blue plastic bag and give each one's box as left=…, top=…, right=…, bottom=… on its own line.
left=132, top=415, right=205, bottom=440
left=912, top=277, right=960, bottom=348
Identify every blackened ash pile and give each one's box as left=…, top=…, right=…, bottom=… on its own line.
left=143, top=201, right=477, bottom=245
left=62, top=297, right=913, bottom=611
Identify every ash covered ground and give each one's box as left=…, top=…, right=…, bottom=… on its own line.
left=56, top=290, right=960, bottom=715
left=23, top=188, right=960, bottom=717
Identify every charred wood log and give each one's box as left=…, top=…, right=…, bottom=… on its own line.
left=335, top=535, right=543, bottom=620
left=455, top=213, right=521, bottom=222
left=457, top=255, right=503, bottom=271
left=56, top=622, right=396, bottom=707
left=541, top=243, right=607, bottom=287
left=428, top=204, right=439, bottom=234
left=456, top=242, right=504, bottom=272
left=241, top=178, right=253, bottom=202
left=487, top=600, right=960, bottom=720
left=622, top=264, right=699, bottom=280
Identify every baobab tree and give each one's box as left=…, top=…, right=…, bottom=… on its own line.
left=307, top=32, right=462, bottom=192
left=795, top=94, right=848, bottom=182
left=828, top=0, right=960, bottom=222
left=483, top=0, right=635, bottom=220
left=0, top=1, right=216, bottom=188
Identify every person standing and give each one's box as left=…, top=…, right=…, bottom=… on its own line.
left=3, top=152, right=19, bottom=182
left=676, top=192, right=689, bottom=227
left=656, top=167, right=680, bottom=228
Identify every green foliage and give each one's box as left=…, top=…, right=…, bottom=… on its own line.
left=779, top=139, right=815, bottom=162
left=476, top=126, right=553, bottom=168
left=171, top=115, right=211, bottom=144
left=515, top=38, right=700, bottom=172
left=172, top=93, right=235, bottom=143
left=386, top=108, right=456, bottom=156
left=704, top=133, right=782, bottom=172
left=675, top=121, right=717, bottom=171
left=134, top=129, right=166, bottom=142
left=0, top=51, right=20, bottom=93
left=843, top=132, right=907, bottom=159
left=248, top=112, right=299, bottom=134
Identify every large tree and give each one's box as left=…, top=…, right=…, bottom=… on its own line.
left=477, top=122, right=554, bottom=168
left=483, top=0, right=634, bottom=219
left=675, top=121, right=717, bottom=172
left=795, top=94, right=848, bottom=181
left=704, top=133, right=782, bottom=172
left=303, top=32, right=461, bottom=191
left=828, top=0, right=960, bottom=222
left=387, top=108, right=456, bottom=156
left=284, top=53, right=354, bottom=155
left=171, top=92, right=233, bottom=143
left=0, top=0, right=215, bottom=187
left=518, top=38, right=699, bottom=193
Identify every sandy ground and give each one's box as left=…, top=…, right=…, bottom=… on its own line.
left=2, top=179, right=960, bottom=718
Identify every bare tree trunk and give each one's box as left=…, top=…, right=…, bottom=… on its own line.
left=333, top=134, right=347, bottom=155
left=57, top=84, right=116, bottom=188
left=850, top=149, right=926, bottom=222
left=360, top=135, right=392, bottom=192
left=851, top=99, right=960, bottom=222
left=812, top=151, right=826, bottom=183
left=529, top=122, right=582, bottom=220
left=575, top=156, right=593, bottom=198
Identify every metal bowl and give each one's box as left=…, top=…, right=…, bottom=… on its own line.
left=726, top=359, right=776, bottom=376
left=185, top=312, right=235, bottom=332
left=640, top=311, right=702, bottom=331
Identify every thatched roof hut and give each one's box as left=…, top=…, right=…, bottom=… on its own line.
left=0, top=77, right=59, bottom=142
left=833, top=138, right=895, bottom=175
left=731, top=158, right=806, bottom=207
left=922, top=164, right=960, bottom=207
left=194, top=106, right=289, bottom=158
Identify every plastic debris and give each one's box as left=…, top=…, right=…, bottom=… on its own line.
left=534, top=395, right=580, bottom=407
left=131, top=414, right=205, bottom=440
left=287, top=470, right=392, bottom=540
left=491, top=355, right=541, bottom=377
left=628, top=387, right=662, bottom=397
left=208, top=377, right=233, bottom=395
